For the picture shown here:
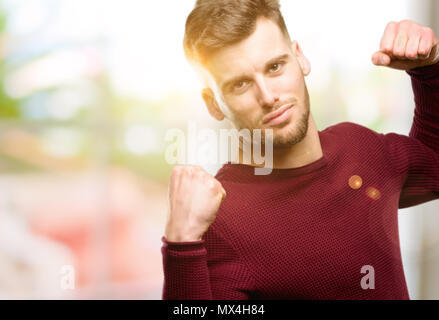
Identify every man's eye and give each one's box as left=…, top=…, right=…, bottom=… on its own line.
left=269, top=63, right=282, bottom=73
left=233, top=81, right=247, bottom=90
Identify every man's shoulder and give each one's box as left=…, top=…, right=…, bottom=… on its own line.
left=320, top=121, right=390, bottom=158
left=321, top=121, right=376, bottom=136
left=320, top=121, right=384, bottom=144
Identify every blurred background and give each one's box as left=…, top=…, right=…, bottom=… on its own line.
left=0, top=0, right=438, bottom=299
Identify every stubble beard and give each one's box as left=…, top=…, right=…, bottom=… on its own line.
left=255, top=86, right=311, bottom=149
left=232, top=85, right=311, bottom=153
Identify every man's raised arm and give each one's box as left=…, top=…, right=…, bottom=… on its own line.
left=373, top=20, right=439, bottom=207
left=372, top=20, right=439, bottom=152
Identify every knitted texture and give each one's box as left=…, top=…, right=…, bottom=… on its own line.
left=161, top=62, right=439, bottom=300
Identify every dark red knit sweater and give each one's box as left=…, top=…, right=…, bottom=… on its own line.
left=161, top=63, right=439, bottom=300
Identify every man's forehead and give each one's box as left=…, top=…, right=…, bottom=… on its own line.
left=205, top=17, right=291, bottom=85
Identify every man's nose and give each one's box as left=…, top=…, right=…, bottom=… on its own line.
left=256, top=77, right=279, bottom=108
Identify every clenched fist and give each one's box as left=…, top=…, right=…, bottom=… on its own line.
left=372, top=20, right=439, bottom=70
left=164, top=165, right=227, bottom=242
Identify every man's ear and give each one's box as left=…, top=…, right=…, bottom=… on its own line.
left=201, top=88, right=225, bottom=121
left=291, top=40, right=311, bottom=76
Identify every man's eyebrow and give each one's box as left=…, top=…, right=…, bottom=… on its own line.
left=221, top=53, right=291, bottom=93
left=264, top=53, right=290, bottom=70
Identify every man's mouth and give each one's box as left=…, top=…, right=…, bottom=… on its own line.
left=263, top=104, right=294, bottom=126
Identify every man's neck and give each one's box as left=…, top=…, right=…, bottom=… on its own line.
left=238, top=114, right=323, bottom=169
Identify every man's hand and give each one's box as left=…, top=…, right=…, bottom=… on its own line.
left=165, top=165, right=227, bottom=242
left=372, top=20, right=439, bottom=70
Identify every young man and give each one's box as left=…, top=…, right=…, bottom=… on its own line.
left=162, top=0, right=439, bottom=299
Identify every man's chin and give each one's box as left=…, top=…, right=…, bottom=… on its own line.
left=271, top=118, right=309, bottom=148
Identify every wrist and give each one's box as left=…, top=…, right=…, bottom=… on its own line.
left=407, top=59, right=439, bottom=80
left=165, top=233, right=203, bottom=242
left=165, top=224, right=204, bottom=242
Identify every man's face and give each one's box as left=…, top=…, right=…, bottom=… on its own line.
left=205, top=17, right=311, bottom=148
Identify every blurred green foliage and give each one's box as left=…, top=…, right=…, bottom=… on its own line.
left=0, top=8, right=20, bottom=119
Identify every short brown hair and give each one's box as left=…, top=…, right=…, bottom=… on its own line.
left=184, top=0, right=291, bottom=66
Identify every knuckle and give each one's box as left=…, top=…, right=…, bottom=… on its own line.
left=386, top=21, right=396, bottom=29
left=394, top=49, right=404, bottom=56
left=423, top=27, right=434, bottom=37
left=406, top=50, right=417, bottom=58
left=195, top=168, right=205, bottom=179
left=172, top=166, right=182, bottom=176
left=186, top=166, right=196, bottom=176
left=196, top=166, right=206, bottom=174
left=208, top=179, right=216, bottom=190
left=383, top=44, right=393, bottom=52
left=409, top=26, right=421, bottom=37
left=176, top=166, right=189, bottom=179
left=400, top=19, right=410, bottom=27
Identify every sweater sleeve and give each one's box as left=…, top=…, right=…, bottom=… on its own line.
left=161, top=223, right=256, bottom=300
left=382, top=131, right=439, bottom=208
left=406, top=61, right=439, bottom=153
left=382, top=62, right=439, bottom=208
